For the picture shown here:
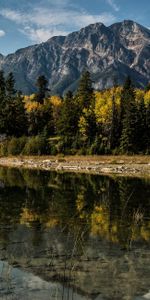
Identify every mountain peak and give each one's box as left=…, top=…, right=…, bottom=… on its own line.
left=110, top=19, right=150, bottom=34
left=78, top=22, right=108, bottom=36
left=0, top=20, right=150, bottom=94
left=81, top=22, right=105, bottom=30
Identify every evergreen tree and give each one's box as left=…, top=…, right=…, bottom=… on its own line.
left=57, top=91, right=79, bottom=149
left=0, top=70, right=5, bottom=96
left=119, top=76, right=135, bottom=139
left=13, top=91, right=28, bottom=137
left=109, top=91, right=120, bottom=151
left=120, top=89, right=138, bottom=154
left=35, top=75, right=49, bottom=104
left=28, top=100, right=53, bottom=137
left=136, top=98, right=147, bottom=152
left=78, top=104, right=97, bottom=147
left=75, top=71, right=97, bottom=147
left=2, top=73, right=27, bottom=136
left=0, top=70, right=6, bottom=133
left=6, top=72, right=16, bottom=97
left=146, top=102, right=150, bottom=153
left=2, top=72, right=16, bottom=135
left=75, top=71, right=94, bottom=109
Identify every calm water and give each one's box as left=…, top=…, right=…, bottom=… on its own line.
left=0, top=167, right=149, bottom=300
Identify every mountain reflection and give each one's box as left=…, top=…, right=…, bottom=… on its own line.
left=0, top=167, right=149, bottom=247
left=0, top=167, right=149, bottom=299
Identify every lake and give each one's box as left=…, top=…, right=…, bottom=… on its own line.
left=0, top=167, right=149, bottom=300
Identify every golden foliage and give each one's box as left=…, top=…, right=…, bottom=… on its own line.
left=144, top=90, right=150, bottom=106
left=20, top=207, right=59, bottom=228
left=20, top=207, right=39, bottom=227
left=50, top=95, right=62, bottom=107
left=25, top=101, right=41, bottom=112
left=78, top=115, right=88, bottom=139
left=135, top=89, right=145, bottom=103
left=23, top=94, right=42, bottom=112
left=95, top=87, right=121, bottom=124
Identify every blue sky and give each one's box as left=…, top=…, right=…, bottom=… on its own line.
left=0, top=0, right=150, bottom=55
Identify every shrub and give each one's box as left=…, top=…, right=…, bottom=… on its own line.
left=22, top=136, right=47, bottom=155
left=7, top=136, right=27, bottom=155
left=0, top=141, right=8, bottom=156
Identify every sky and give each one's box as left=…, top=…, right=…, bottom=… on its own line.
left=0, top=0, right=150, bottom=55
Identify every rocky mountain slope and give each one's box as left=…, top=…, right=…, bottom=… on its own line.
left=0, top=20, right=150, bottom=95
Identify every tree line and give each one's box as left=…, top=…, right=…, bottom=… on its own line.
left=0, top=70, right=150, bottom=155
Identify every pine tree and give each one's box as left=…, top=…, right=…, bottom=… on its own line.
left=0, top=70, right=5, bottom=96
left=120, top=90, right=138, bottom=154
left=78, top=104, right=97, bottom=146
left=2, top=73, right=27, bottom=136
left=57, top=91, right=79, bottom=149
left=109, top=91, right=119, bottom=151
left=119, top=76, right=135, bottom=139
left=13, top=91, right=28, bottom=137
left=146, top=102, right=150, bottom=153
left=28, top=100, right=53, bottom=137
left=136, top=98, right=147, bottom=152
left=0, top=70, right=6, bottom=133
left=35, top=75, right=49, bottom=104
left=6, top=72, right=16, bottom=97
left=75, top=71, right=94, bottom=109
left=75, top=71, right=97, bottom=147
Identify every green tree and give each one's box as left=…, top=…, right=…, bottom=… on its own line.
left=119, top=77, right=135, bottom=138
left=57, top=91, right=79, bottom=150
left=35, top=75, right=49, bottom=104
left=6, top=72, right=16, bottom=97
left=28, top=100, right=53, bottom=137
left=78, top=105, right=97, bottom=147
left=75, top=71, right=94, bottom=109
left=109, top=92, right=120, bottom=151
left=0, top=70, right=6, bottom=133
left=146, top=102, right=150, bottom=153
left=76, top=71, right=97, bottom=148
left=120, top=88, right=138, bottom=153
left=136, top=98, right=147, bottom=152
left=2, top=73, right=27, bottom=136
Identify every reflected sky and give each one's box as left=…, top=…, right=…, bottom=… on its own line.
left=0, top=167, right=149, bottom=299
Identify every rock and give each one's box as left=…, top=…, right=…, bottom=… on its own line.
left=101, top=168, right=112, bottom=173
left=0, top=20, right=149, bottom=94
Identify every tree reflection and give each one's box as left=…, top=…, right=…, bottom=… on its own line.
left=0, top=167, right=149, bottom=250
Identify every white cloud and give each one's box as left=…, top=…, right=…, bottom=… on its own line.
left=75, top=12, right=116, bottom=27
left=0, top=30, right=5, bottom=37
left=0, top=7, right=116, bottom=43
left=1, top=9, right=26, bottom=24
left=20, top=27, right=69, bottom=43
left=106, top=0, right=119, bottom=12
left=1, top=8, right=115, bottom=28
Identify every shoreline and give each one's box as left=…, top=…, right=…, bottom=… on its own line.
left=0, top=155, right=150, bottom=177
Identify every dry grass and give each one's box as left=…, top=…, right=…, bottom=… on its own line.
left=11, top=154, right=150, bottom=164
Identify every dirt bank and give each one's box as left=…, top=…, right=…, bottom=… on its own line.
left=0, top=155, right=150, bottom=177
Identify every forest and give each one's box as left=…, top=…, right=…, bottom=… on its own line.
left=0, top=70, right=150, bottom=156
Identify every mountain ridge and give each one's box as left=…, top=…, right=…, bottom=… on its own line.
left=0, top=19, right=150, bottom=94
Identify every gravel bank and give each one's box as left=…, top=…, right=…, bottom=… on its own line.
left=0, top=156, right=150, bottom=177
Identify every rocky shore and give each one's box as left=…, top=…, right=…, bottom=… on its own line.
left=0, top=156, right=150, bottom=177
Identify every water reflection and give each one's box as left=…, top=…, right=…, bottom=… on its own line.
left=0, top=167, right=149, bottom=299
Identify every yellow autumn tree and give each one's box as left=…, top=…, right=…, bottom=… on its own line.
left=144, top=90, right=150, bottom=107
left=95, top=87, right=122, bottom=124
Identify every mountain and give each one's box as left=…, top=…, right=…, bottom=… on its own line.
left=0, top=20, right=150, bottom=95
